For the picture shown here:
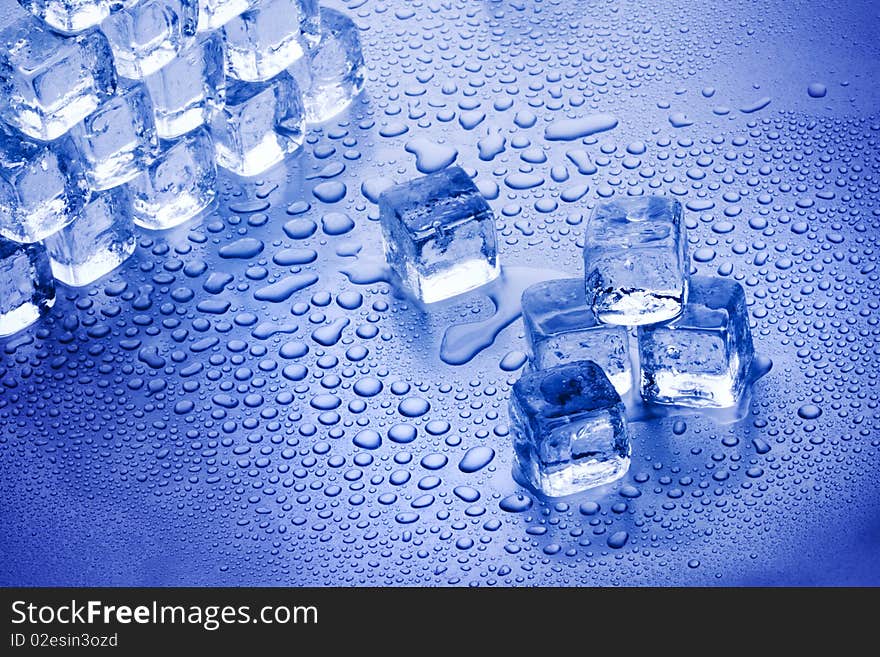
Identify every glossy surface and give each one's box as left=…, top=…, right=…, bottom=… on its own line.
left=1, top=0, right=879, bottom=586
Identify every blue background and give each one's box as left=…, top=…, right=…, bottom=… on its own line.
left=2, top=0, right=879, bottom=586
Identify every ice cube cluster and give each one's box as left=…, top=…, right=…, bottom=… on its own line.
left=377, top=172, right=755, bottom=497
left=0, top=0, right=366, bottom=336
left=514, top=196, right=756, bottom=496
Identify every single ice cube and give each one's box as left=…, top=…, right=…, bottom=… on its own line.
left=0, top=236, right=55, bottom=337
left=584, top=196, right=687, bottom=326
left=378, top=166, right=498, bottom=304
left=0, top=122, right=81, bottom=243
left=64, top=82, right=159, bottom=191
left=223, top=0, right=319, bottom=82
left=521, top=278, right=632, bottom=395
left=44, top=186, right=136, bottom=287
left=0, top=16, right=116, bottom=141
left=142, top=32, right=225, bottom=139
left=210, top=73, right=305, bottom=177
left=196, top=0, right=252, bottom=32
left=16, top=0, right=112, bottom=35
left=101, top=0, right=199, bottom=79
left=288, top=6, right=364, bottom=124
left=129, top=126, right=217, bottom=230
left=638, top=276, right=754, bottom=408
left=510, top=360, right=631, bottom=497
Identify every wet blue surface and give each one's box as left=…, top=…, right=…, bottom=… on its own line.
left=2, top=0, right=880, bottom=586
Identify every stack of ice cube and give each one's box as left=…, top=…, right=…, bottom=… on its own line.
left=0, top=0, right=367, bottom=336
left=0, top=10, right=138, bottom=305
left=510, top=195, right=755, bottom=496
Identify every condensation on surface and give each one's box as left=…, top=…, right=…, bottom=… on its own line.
left=1, top=0, right=879, bottom=586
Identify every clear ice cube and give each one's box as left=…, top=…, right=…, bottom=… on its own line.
left=0, top=236, right=55, bottom=337
left=521, top=278, right=632, bottom=396
left=510, top=360, right=631, bottom=497
left=0, top=16, right=116, bottom=141
left=142, top=32, right=225, bottom=139
left=16, top=0, right=112, bottom=35
left=65, top=81, right=159, bottom=191
left=44, top=186, right=137, bottom=287
left=0, top=122, right=80, bottom=243
left=584, top=196, right=687, bottom=326
left=128, top=126, right=217, bottom=230
left=288, top=6, right=364, bottom=124
left=638, top=276, right=754, bottom=408
left=378, top=166, right=498, bottom=304
left=210, top=73, right=305, bottom=177
left=223, top=0, right=320, bottom=82
left=196, top=0, right=252, bottom=32
left=101, top=0, right=199, bottom=79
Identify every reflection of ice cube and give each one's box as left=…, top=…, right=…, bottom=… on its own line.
left=288, top=7, right=364, bottom=124
left=510, top=360, right=631, bottom=497
left=0, top=123, right=80, bottom=243
left=66, top=82, right=158, bottom=191
left=142, top=32, right=225, bottom=139
left=129, top=126, right=217, bottom=230
left=211, top=73, right=305, bottom=177
left=196, top=0, right=252, bottom=32
left=44, top=186, right=136, bottom=287
left=638, top=276, right=754, bottom=408
left=0, top=236, right=55, bottom=337
left=16, top=0, right=112, bottom=35
left=378, top=166, right=498, bottom=304
left=521, top=278, right=632, bottom=396
left=101, top=0, right=199, bottom=79
left=223, top=0, right=320, bottom=82
left=584, top=196, right=687, bottom=326
left=0, top=16, right=116, bottom=141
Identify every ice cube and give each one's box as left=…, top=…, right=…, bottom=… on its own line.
left=43, top=186, right=136, bottom=287
left=510, top=360, right=631, bottom=497
left=0, top=16, right=116, bottom=141
left=638, top=276, right=754, bottom=408
left=584, top=196, right=687, bottom=326
left=0, top=122, right=80, bottom=243
left=0, top=237, right=55, bottom=337
left=223, top=0, right=320, bottom=82
left=16, top=0, right=112, bottom=35
left=288, top=6, right=364, bottom=124
left=196, top=0, right=252, bottom=32
left=128, top=126, right=217, bottom=230
left=142, top=32, right=225, bottom=139
left=521, top=278, right=632, bottom=396
left=101, top=0, right=199, bottom=80
left=378, top=166, right=498, bottom=304
left=64, top=81, right=159, bottom=191
left=210, top=73, right=305, bottom=177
